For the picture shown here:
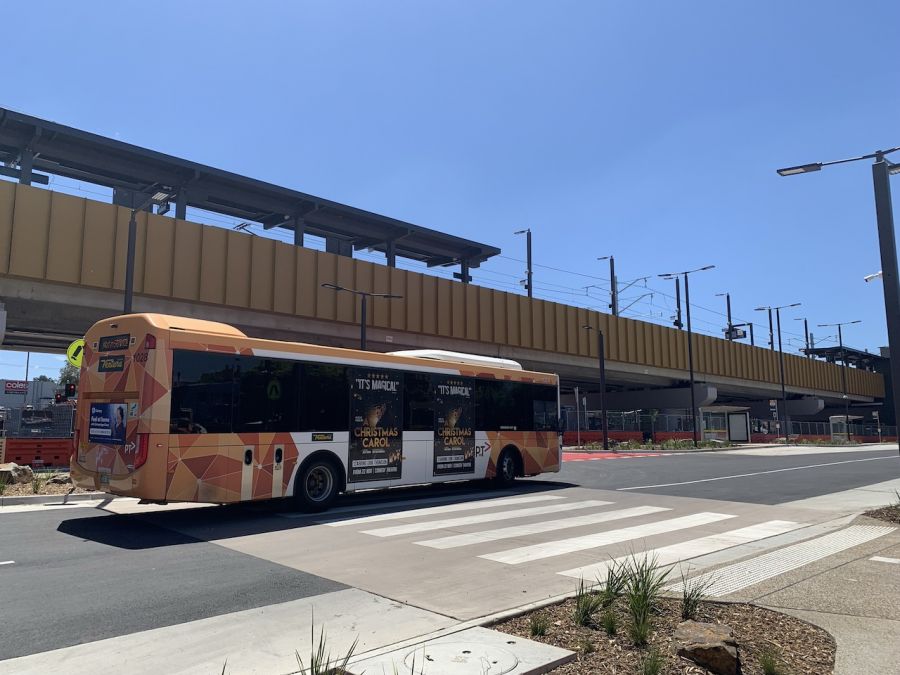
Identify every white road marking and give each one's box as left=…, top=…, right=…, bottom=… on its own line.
left=361, top=500, right=612, bottom=537
left=618, top=456, right=898, bottom=491
left=415, top=505, right=671, bottom=549
left=557, top=520, right=804, bottom=579
left=323, top=494, right=566, bottom=527
left=666, top=525, right=896, bottom=597
left=0, top=560, right=14, bottom=566
left=870, top=556, right=900, bottom=565
left=480, top=512, right=736, bottom=565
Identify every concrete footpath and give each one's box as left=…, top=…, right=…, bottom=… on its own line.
left=728, top=516, right=900, bottom=675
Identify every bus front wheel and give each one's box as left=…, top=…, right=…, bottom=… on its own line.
left=494, top=448, right=519, bottom=487
left=295, top=458, right=339, bottom=512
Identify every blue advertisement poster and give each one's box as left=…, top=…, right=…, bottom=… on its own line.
left=88, top=402, right=128, bottom=445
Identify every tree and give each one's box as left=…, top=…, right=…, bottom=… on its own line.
left=59, top=362, right=80, bottom=386
left=36, top=374, right=55, bottom=382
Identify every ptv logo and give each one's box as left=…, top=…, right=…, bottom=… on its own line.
left=475, top=440, right=492, bottom=457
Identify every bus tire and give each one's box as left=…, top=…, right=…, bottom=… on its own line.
left=294, top=456, right=340, bottom=512
left=494, top=447, right=520, bottom=487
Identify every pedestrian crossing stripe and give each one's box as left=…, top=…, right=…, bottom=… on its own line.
left=414, top=505, right=671, bottom=550
left=478, top=512, right=737, bottom=565
left=556, top=520, right=805, bottom=579
left=325, top=494, right=566, bottom=527
left=361, top=500, right=612, bottom=538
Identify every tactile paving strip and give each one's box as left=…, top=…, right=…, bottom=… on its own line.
left=666, top=525, right=896, bottom=597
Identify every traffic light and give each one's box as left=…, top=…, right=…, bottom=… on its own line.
left=65, top=382, right=77, bottom=398
left=55, top=393, right=63, bottom=403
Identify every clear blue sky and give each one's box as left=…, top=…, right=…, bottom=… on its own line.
left=2, top=0, right=899, bottom=382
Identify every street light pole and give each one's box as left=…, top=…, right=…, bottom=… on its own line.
left=598, top=256, right=618, bottom=315
left=124, top=188, right=173, bottom=313
left=582, top=324, right=609, bottom=450
left=767, top=308, right=774, bottom=350
left=321, top=284, right=403, bottom=350
left=673, top=277, right=683, bottom=329
left=659, top=265, right=715, bottom=447
left=778, top=147, right=900, bottom=454
left=757, top=303, right=800, bottom=443
left=515, top=229, right=533, bottom=298
left=716, top=292, right=733, bottom=339
left=795, top=317, right=811, bottom=357
left=818, top=320, right=861, bottom=443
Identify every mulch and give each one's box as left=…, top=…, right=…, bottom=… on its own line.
left=864, top=504, right=900, bottom=525
left=494, top=595, right=835, bottom=674
left=1, top=471, right=92, bottom=498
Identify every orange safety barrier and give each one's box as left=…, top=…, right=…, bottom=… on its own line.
left=4, top=438, right=73, bottom=469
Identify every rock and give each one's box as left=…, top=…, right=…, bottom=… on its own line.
left=45, top=473, right=72, bottom=485
left=675, top=620, right=741, bottom=675
left=0, top=462, right=34, bottom=485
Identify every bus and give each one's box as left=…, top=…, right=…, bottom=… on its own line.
left=71, top=313, right=560, bottom=511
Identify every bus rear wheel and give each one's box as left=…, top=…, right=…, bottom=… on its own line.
left=295, top=458, right=339, bottom=512
left=494, top=448, right=519, bottom=487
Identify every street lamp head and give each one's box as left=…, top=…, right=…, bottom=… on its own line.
left=777, top=163, right=823, bottom=176
left=698, top=264, right=715, bottom=272
left=581, top=324, right=593, bottom=330
left=597, top=255, right=612, bottom=261
left=321, top=283, right=344, bottom=291
left=754, top=306, right=769, bottom=312
left=514, top=229, right=530, bottom=235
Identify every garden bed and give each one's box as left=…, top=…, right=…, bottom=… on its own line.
left=494, top=580, right=834, bottom=674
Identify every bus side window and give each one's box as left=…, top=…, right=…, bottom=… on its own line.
left=232, top=357, right=300, bottom=433
left=532, top=385, right=558, bottom=431
left=300, top=364, right=349, bottom=432
left=170, top=350, right=236, bottom=434
left=404, top=373, right=434, bottom=431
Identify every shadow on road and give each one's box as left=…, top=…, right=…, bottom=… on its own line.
left=57, top=478, right=576, bottom=550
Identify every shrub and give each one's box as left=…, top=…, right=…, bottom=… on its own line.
left=599, top=559, right=628, bottom=607
left=529, top=613, right=550, bottom=637
left=31, top=471, right=48, bottom=495
left=601, top=608, right=618, bottom=636
left=625, top=554, right=670, bottom=646
left=296, top=616, right=358, bottom=675
left=759, top=646, right=786, bottom=675
left=680, top=570, right=714, bottom=620
left=0, top=473, right=8, bottom=496
left=639, top=647, right=665, bottom=675
left=573, top=578, right=603, bottom=627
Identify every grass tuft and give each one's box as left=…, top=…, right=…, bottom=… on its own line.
left=624, top=553, right=670, bottom=646
left=31, top=471, right=48, bottom=495
left=0, top=473, right=8, bottom=496
left=572, top=577, right=603, bottom=627
left=639, top=647, right=665, bottom=675
left=759, top=646, right=787, bottom=675
left=529, top=613, right=550, bottom=637
left=296, top=612, right=358, bottom=675
left=598, top=559, right=628, bottom=607
left=601, top=608, right=618, bottom=636
left=578, top=637, right=595, bottom=654
left=680, top=569, right=714, bottom=620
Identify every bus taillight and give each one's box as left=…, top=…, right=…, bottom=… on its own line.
left=134, top=433, right=150, bottom=469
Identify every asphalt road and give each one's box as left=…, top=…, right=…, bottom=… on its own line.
left=3, top=446, right=899, bottom=662
left=0, top=507, right=344, bottom=660
left=546, top=447, right=900, bottom=504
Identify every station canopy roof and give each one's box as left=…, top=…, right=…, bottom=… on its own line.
left=0, top=107, right=500, bottom=269
left=805, top=345, right=886, bottom=370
